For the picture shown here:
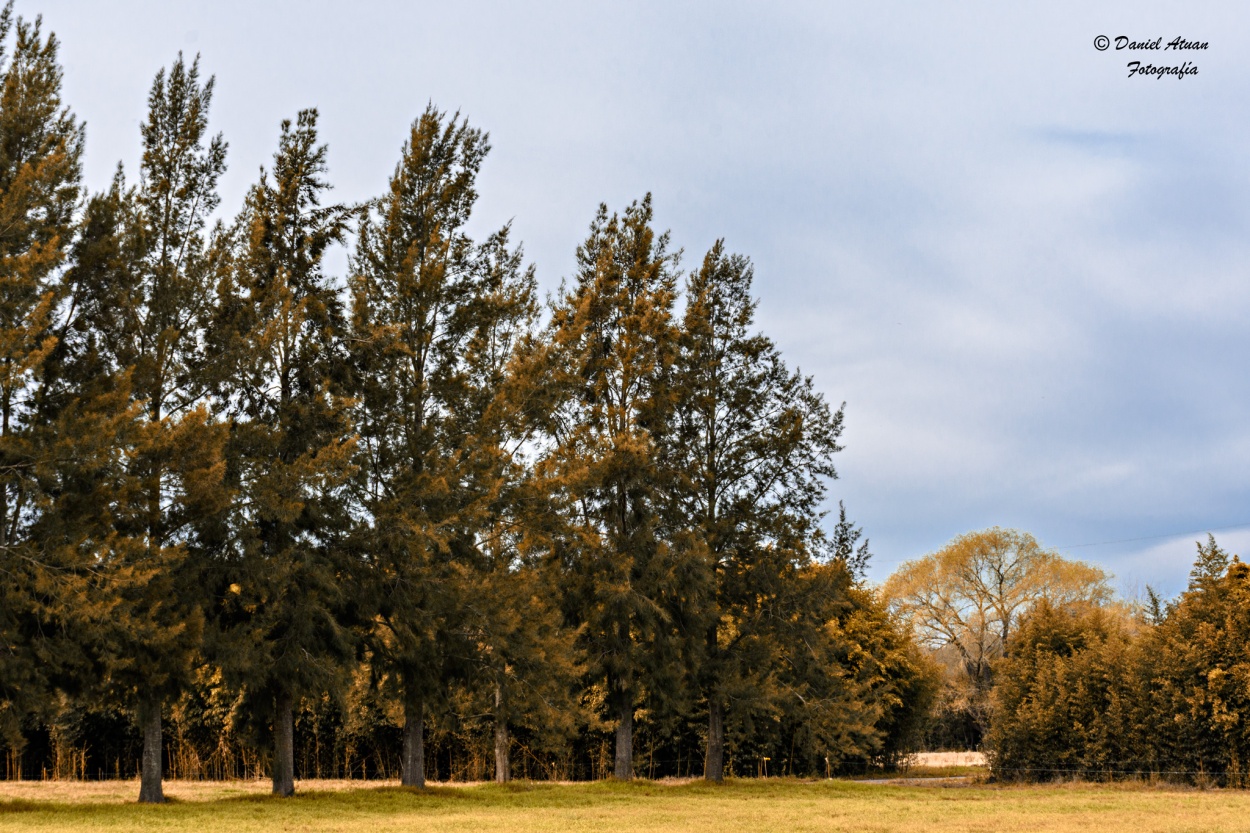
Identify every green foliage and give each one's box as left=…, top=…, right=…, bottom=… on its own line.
left=837, top=583, right=942, bottom=766
left=987, top=601, right=1141, bottom=779
left=348, top=105, right=494, bottom=726
left=1143, top=549, right=1250, bottom=782
left=6, top=3, right=1250, bottom=793
left=348, top=105, right=572, bottom=783
left=1188, top=534, right=1229, bottom=590
left=72, top=49, right=229, bottom=709
left=47, top=53, right=234, bottom=801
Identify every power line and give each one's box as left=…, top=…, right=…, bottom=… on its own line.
left=1055, top=522, right=1250, bottom=551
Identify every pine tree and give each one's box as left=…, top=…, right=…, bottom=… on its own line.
left=455, top=230, right=580, bottom=785
left=1188, top=534, right=1229, bottom=590
left=63, top=54, right=229, bottom=803
left=0, top=2, right=84, bottom=744
left=348, top=107, right=557, bottom=786
left=469, top=549, right=581, bottom=783
left=19, top=324, right=147, bottom=746
left=669, top=242, right=845, bottom=779
left=211, top=109, right=354, bottom=796
left=537, top=196, right=682, bottom=779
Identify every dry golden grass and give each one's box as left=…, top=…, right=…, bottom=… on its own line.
left=2, top=777, right=1250, bottom=832
left=906, top=751, right=987, bottom=768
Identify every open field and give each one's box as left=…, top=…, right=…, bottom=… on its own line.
left=4, top=778, right=1250, bottom=832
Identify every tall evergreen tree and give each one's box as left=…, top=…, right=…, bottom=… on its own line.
left=64, top=54, right=229, bottom=803
left=670, top=242, right=846, bottom=780
left=212, top=109, right=354, bottom=796
left=0, top=2, right=84, bottom=743
left=537, top=196, right=683, bottom=779
left=467, top=538, right=581, bottom=783
left=1188, top=534, right=1229, bottom=590
left=462, top=234, right=579, bottom=785
left=348, top=107, right=553, bottom=786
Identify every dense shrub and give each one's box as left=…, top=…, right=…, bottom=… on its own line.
left=988, top=540, right=1250, bottom=785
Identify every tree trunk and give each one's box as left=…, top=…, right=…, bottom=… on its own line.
left=137, top=698, right=164, bottom=803
left=705, top=699, right=725, bottom=782
left=614, top=699, right=633, bottom=780
left=272, top=694, right=295, bottom=796
left=494, top=681, right=509, bottom=783
left=1, top=394, right=11, bottom=550
left=401, top=699, right=425, bottom=787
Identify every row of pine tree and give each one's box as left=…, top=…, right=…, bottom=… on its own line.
left=0, top=5, right=935, bottom=801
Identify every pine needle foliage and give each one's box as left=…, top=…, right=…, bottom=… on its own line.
left=209, top=109, right=355, bottom=797
left=0, top=0, right=83, bottom=745
left=536, top=196, right=686, bottom=779
left=348, top=105, right=555, bottom=786
left=669, top=242, right=849, bottom=779
left=62, top=53, right=229, bottom=803
left=989, top=539, right=1250, bottom=785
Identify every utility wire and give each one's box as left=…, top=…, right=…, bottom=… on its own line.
left=991, top=766, right=1233, bottom=778
left=1055, top=522, right=1250, bottom=551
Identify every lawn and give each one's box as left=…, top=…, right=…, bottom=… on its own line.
left=2, top=777, right=1249, bottom=832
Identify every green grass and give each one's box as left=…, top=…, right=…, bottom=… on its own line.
left=3, top=777, right=1250, bottom=832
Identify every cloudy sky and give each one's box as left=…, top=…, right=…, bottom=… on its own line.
left=34, top=0, right=1250, bottom=595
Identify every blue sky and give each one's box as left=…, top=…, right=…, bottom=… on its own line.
left=35, top=1, right=1250, bottom=595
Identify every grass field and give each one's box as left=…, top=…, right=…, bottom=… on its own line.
left=3, top=777, right=1250, bottom=832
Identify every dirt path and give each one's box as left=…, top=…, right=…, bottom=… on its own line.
left=854, top=775, right=980, bottom=787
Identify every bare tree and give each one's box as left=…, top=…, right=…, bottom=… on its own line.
left=882, top=528, right=1110, bottom=734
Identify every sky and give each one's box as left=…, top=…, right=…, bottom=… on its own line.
left=30, top=0, right=1250, bottom=596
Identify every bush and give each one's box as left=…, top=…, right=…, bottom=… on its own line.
left=988, top=541, right=1250, bottom=786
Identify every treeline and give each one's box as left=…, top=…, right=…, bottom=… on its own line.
left=990, top=537, right=1250, bottom=785
left=884, top=528, right=1114, bottom=754
left=0, top=5, right=936, bottom=801
left=886, top=527, right=1250, bottom=787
